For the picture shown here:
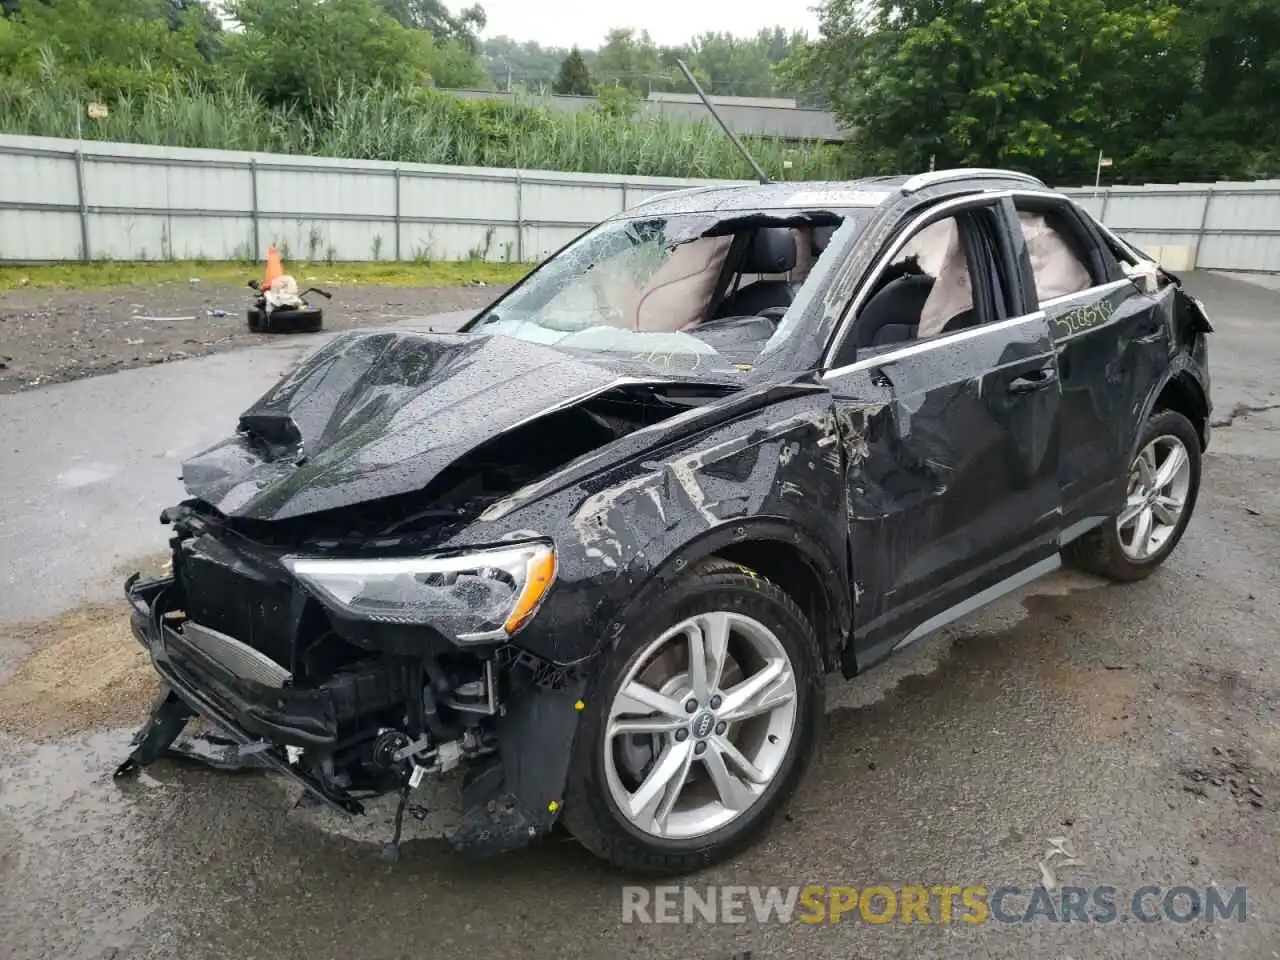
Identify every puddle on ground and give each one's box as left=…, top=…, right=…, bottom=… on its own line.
left=0, top=729, right=165, bottom=959
left=54, top=461, right=120, bottom=489
left=827, top=567, right=1110, bottom=714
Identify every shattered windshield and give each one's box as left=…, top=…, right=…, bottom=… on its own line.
left=469, top=209, right=865, bottom=372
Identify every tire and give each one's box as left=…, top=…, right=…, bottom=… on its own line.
left=561, top=558, right=824, bottom=875
left=1064, top=409, right=1202, bottom=582
left=249, top=306, right=324, bottom=334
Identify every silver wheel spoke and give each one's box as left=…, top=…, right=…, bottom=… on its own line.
left=1154, top=444, right=1188, bottom=490
left=628, top=739, right=695, bottom=832
left=714, top=734, right=768, bottom=784
left=1151, top=496, right=1181, bottom=526
left=1132, top=506, right=1154, bottom=558
left=608, top=716, right=686, bottom=739
left=720, top=659, right=796, bottom=722
left=686, top=612, right=731, bottom=701
left=1118, top=494, right=1148, bottom=527
left=652, top=744, right=696, bottom=831
left=1136, top=448, right=1157, bottom=489
left=703, top=741, right=756, bottom=812
left=614, top=681, right=685, bottom=721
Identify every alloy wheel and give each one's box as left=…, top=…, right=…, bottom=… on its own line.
left=1117, top=434, right=1193, bottom=561
left=603, top=611, right=799, bottom=840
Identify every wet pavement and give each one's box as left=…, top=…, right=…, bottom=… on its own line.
left=2, top=273, right=1279, bottom=959
left=0, top=311, right=474, bottom=628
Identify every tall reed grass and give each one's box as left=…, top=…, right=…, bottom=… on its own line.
left=0, top=78, right=848, bottom=180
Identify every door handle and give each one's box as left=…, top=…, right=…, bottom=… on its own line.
left=1007, top=365, right=1058, bottom=394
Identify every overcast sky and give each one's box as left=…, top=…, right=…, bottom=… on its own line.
left=474, top=1, right=820, bottom=49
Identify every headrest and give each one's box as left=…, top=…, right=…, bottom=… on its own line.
left=743, top=227, right=797, bottom=274
left=811, top=224, right=837, bottom=255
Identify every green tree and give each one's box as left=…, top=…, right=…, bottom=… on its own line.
left=1139, top=0, right=1280, bottom=180
left=480, top=35, right=579, bottom=92
left=224, top=0, right=432, bottom=111
left=379, top=0, right=485, bottom=49
left=792, top=0, right=1196, bottom=183
left=594, top=28, right=662, bottom=94
left=553, top=47, right=591, bottom=95
left=686, top=32, right=776, bottom=97
left=166, top=0, right=223, bottom=61
left=423, top=36, right=487, bottom=88
left=1, top=0, right=215, bottom=99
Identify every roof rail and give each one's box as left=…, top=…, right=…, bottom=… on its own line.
left=901, top=168, right=1045, bottom=193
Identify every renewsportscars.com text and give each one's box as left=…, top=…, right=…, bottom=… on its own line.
left=621, top=884, right=1248, bottom=925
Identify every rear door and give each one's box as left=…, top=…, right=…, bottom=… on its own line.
left=823, top=194, right=1064, bottom=670
left=1008, top=193, right=1175, bottom=539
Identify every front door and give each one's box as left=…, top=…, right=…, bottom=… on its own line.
left=823, top=196, right=1064, bottom=671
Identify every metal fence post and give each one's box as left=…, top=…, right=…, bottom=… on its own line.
left=73, top=149, right=90, bottom=261
left=1098, top=187, right=1112, bottom=224
left=620, top=181, right=629, bottom=212
left=249, top=159, right=260, bottom=256
left=1194, top=186, right=1215, bottom=270
left=515, top=170, right=524, bottom=262
left=394, top=167, right=402, bottom=262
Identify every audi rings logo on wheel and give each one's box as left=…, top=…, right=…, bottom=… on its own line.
left=693, top=712, right=716, bottom=739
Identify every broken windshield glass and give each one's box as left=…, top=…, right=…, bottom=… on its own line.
left=469, top=209, right=865, bottom=369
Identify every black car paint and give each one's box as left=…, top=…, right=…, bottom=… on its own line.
left=122, top=174, right=1211, bottom=857
left=827, top=311, right=1065, bottom=666
left=181, top=329, right=743, bottom=522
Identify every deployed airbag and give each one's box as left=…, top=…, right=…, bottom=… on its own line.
left=1019, top=212, right=1093, bottom=303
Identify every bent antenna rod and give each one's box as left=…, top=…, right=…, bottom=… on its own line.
left=674, top=59, right=771, bottom=185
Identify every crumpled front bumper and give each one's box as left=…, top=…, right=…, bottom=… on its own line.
left=125, top=573, right=345, bottom=746
left=122, top=572, right=365, bottom=813
left=122, top=572, right=592, bottom=856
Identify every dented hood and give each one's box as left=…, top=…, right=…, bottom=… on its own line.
left=181, top=329, right=667, bottom=521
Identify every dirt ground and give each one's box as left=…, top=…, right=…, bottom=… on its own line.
left=0, top=281, right=508, bottom=393
left=0, top=605, right=159, bottom=739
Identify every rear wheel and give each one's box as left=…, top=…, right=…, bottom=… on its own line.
left=1065, top=409, right=1201, bottom=581
left=562, top=560, right=823, bottom=875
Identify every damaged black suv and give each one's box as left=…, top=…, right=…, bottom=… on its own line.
left=119, top=169, right=1213, bottom=875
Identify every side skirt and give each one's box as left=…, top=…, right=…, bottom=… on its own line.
left=891, top=554, right=1062, bottom=653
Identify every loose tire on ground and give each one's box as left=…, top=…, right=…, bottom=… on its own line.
left=247, top=306, right=323, bottom=334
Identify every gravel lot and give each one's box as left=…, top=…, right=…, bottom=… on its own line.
left=0, top=281, right=507, bottom=393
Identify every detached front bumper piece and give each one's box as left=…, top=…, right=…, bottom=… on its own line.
left=116, top=573, right=365, bottom=814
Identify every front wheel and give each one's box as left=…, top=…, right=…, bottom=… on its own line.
left=562, top=559, right=823, bottom=875
left=1065, top=409, right=1202, bottom=581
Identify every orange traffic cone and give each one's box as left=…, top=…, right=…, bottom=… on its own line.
left=262, top=246, right=284, bottom=289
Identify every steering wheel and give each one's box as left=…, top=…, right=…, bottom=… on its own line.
left=756, top=306, right=788, bottom=323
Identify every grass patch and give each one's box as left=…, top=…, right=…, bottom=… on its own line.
left=0, top=80, right=847, bottom=182
left=0, top=259, right=532, bottom=292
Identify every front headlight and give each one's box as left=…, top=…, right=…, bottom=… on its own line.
left=283, top=541, right=557, bottom=642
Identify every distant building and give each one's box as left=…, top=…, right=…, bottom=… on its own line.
left=646, top=92, right=799, bottom=110
left=442, top=89, right=844, bottom=144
